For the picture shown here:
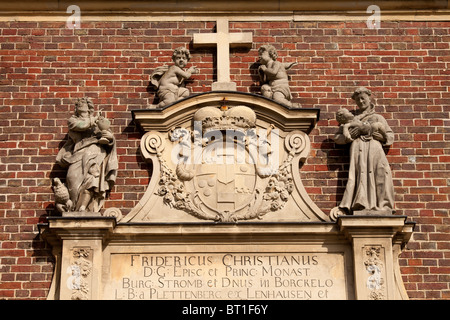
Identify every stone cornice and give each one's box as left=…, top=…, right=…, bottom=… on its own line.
left=0, top=0, right=448, bottom=12
left=0, top=4, right=450, bottom=23
left=132, top=91, right=320, bottom=134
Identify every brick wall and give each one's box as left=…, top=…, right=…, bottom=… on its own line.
left=0, top=20, right=448, bottom=299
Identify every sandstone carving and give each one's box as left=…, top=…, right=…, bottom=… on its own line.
left=258, top=45, right=297, bottom=107
left=364, top=246, right=386, bottom=300
left=151, top=47, right=199, bottom=107
left=55, top=97, right=118, bottom=213
left=68, top=248, right=93, bottom=300
left=153, top=105, right=288, bottom=222
left=103, top=207, right=123, bottom=221
left=331, top=87, right=394, bottom=220
left=52, top=177, right=72, bottom=214
left=42, top=92, right=414, bottom=301
left=123, top=92, right=329, bottom=223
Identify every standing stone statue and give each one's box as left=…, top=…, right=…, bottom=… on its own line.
left=331, top=87, right=395, bottom=220
left=55, top=97, right=118, bottom=213
left=258, top=45, right=297, bottom=107
left=151, top=46, right=199, bottom=108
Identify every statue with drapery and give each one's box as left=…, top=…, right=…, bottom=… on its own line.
left=54, top=97, right=118, bottom=213
left=331, top=87, right=395, bottom=220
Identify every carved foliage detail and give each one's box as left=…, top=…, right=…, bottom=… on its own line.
left=244, top=145, right=295, bottom=221
left=68, top=248, right=93, bottom=300
left=364, top=246, right=386, bottom=300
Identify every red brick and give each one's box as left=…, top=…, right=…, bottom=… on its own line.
left=0, top=19, right=448, bottom=301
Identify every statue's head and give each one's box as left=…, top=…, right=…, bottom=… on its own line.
left=258, top=45, right=278, bottom=62
left=336, top=108, right=354, bottom=124
left=172, top=47, right=191, bottom=68
left=75, top=97, right=93, bottom=117
left=351, top=87, right=372, bottom=112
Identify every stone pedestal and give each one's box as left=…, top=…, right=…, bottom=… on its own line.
left=211, top=81, right=237, bottom=91
left=339, top=216, right=413, bottom=300
left=41, top=217, right=115, bottom=300
left=40, top=215, right=413, bottom=300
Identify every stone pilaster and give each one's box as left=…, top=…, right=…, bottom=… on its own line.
left=339, top=216, right=414, bottom=300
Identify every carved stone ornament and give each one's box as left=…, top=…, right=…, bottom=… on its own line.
left=122, top=91, right=329, bottom=223
left=258, top=45, right=297, bottom=107
left=54, top=97, right=119, bottom=215
left=330, top=87, right=395, bottom=220
left=68, top=248, right=93, bottom=300
left=150, top=47, right=199, bottom=108
left=364, top=246, right=386, bottom=300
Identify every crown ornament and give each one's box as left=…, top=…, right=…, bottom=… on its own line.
left=193, top=105, right=256, bottom=133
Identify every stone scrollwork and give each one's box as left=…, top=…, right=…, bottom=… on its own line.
left=103, top=207, right=123, bottom=221
left=330, top=207, right=347, bottom=222
left=285, top=131, right=308, bottom=158
left=143, top=131, right=165, bottom=156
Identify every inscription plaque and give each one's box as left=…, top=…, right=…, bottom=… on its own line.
left=104, top=252, right=347, bottom=300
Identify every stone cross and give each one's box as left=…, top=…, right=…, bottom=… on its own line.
left=193, top=18, right=253, bottom=91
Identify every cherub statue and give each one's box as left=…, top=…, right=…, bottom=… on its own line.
left=258, top=45, right=297, bottom=107
left=151, top=47, right=199, bottom=108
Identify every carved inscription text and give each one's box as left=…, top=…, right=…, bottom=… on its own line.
left=105, top=253, right=347, bottom=300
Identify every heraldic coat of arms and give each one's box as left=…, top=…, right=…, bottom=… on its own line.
left=122, top=92, right=329, bottom=223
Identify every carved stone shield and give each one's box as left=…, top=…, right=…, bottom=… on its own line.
left=193, top=141, right=256, bottom=213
